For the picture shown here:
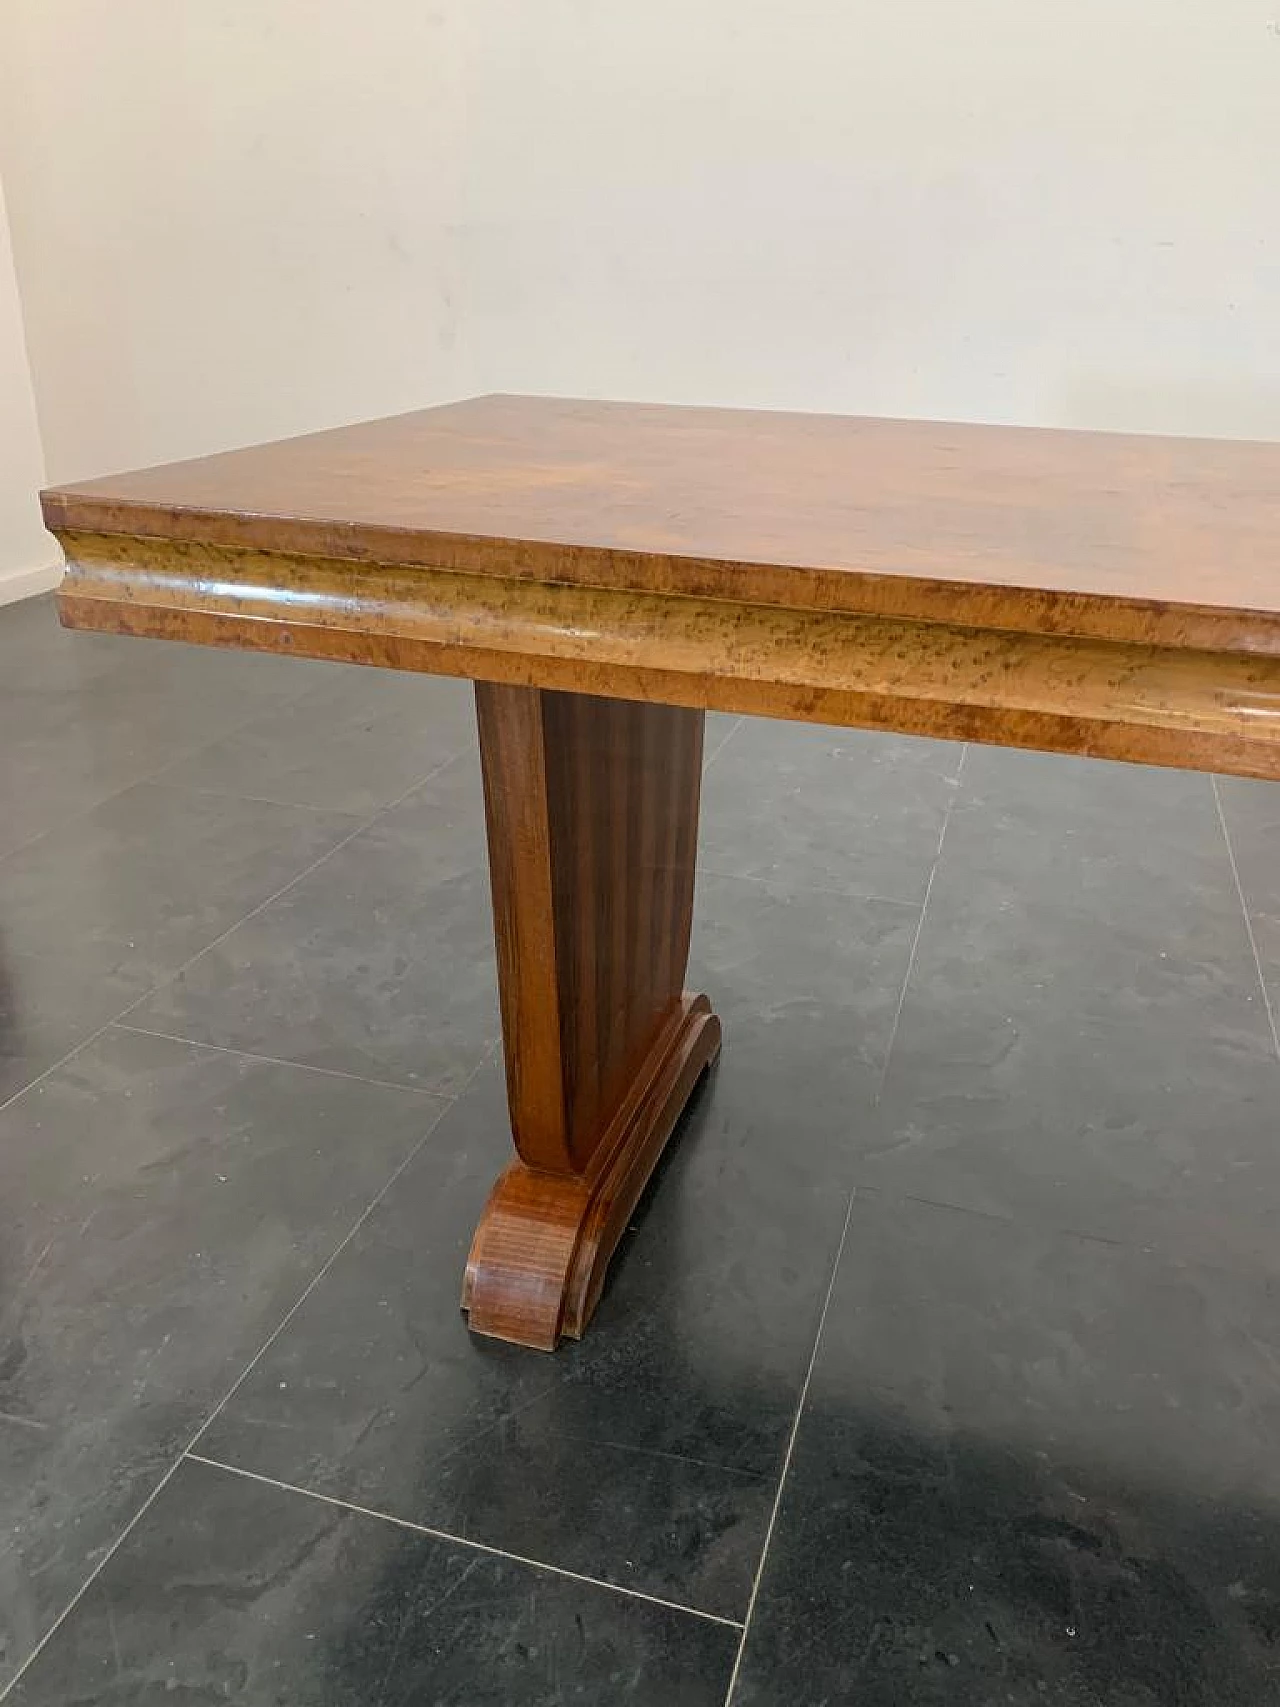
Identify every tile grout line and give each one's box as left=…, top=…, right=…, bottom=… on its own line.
left=137, top=777, right=377, bottom=816
left=698, top=864, right=923, bottom=910
left=862, top=1185, right=1280, bottom=1283
left=0, top=1099, right=459, bottom=1701
left=109, top=1021, right=467, bottom=1102
left=874, top=743, right=968, bottom=1104
left=549, top=1434, right=769, bottom=1481
left=182, top=1452, right=745, bottom=1633
left=0, top=1016, right=122, bottom=1121
left=889, top=1187, right=1133, bottom=1249
left=0, top=753, right=471, bottom=1122
left=702, top=715, right=745, bottom=772
left=1212, top=777, right=1280, bottom=1059
left=721, top=1188, right=858, bottom=1703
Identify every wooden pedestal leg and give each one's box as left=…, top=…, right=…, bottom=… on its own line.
left=462, top=683, right=722, bottom=1350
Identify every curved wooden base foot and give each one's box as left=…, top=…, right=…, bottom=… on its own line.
left=462, top=994, right=721, bottom=1350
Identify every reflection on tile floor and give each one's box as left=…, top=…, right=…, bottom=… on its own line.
left=1, top=593, right=1278, bottom=1702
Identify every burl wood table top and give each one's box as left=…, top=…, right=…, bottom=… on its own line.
left=44, top=393, right=1280, bottom=650
left=44, top=394, right=1280, bottom=779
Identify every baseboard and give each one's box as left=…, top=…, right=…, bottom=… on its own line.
left=0, top=559, right=63, bottom=606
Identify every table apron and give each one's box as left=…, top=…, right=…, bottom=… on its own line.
left=54, top=528, right=1280, bottom=782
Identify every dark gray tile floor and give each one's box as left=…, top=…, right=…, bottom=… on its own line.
left=0, top=592, right=1277, bottom=1703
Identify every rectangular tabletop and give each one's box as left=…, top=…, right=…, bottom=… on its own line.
left=44, top=394, right=1280, bottom=779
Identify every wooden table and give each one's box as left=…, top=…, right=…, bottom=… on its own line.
left=43, top=395, right=1280, bottom=1349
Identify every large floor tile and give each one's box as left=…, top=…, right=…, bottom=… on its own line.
left=160, top=666, right=476, bottom=814
left=0, top=782, right=360, bottom=993
left=0, top=1027, right=446, bottom=1684
left=131, top=756, right=499, bottom=1092
left=197, top=874, right=918, bottom=1621
left=10, top=1457, right=738, bottom=1705
left=855, top=746, right=1280, bottom=1271
left=733, top=1193, right=1280, bottom=1707
left=700, top=718, right=964, bottom=904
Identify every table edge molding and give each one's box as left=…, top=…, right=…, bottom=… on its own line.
left=40, top=498, right=1280, bottom=659
left=53, top=527, right=1280, bottom=781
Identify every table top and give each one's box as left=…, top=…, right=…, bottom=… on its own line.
left=45, top=394, right=1280, bottom=783
left=43, top=393, right=1280, bottom=654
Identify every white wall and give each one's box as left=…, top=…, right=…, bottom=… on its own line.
left=0, top=1, right=471, bottom=483
left=0, top=170, right=57, bottom=602
left=2, top=1, right=1278, bottom=491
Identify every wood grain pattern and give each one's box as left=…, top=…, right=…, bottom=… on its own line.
left=54, top=528, right=1280, bottom=780
left=465, top=685, right=719, bottom=1348
left=42, top=394, right=1280, bottom=655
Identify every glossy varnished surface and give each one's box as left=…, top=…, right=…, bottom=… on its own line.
left=476, top=689, right=708, bottom=1169
left=42, top=394, right=1280, bottom=652
left=46, top=395, right=1280, bottom=783
left=466, top=686, right=720, bottom=1348
left=51, top=527, right=1280, bottom=782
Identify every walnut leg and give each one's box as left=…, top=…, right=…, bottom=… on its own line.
left=463, top=684, right=722, bottom=1350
